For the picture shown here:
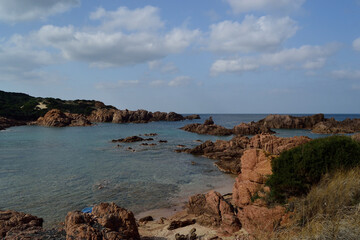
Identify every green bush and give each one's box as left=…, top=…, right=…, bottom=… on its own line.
left=267, top=136, right=360, bottom=202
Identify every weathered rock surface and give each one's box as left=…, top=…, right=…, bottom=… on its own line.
left=178, top=134, right=310, bottom=174
left=181, top=117, right=233, bottom=136
left=65, top=202, right=140, bottom=240
left=256, top=114, right=325, bottom=129
left=0, top=210, right=45, bottom=239
left=233, top=122, right=275, bottom=135
left=36, top=109, right=92, bottom=127
left=187, top=191, right=241, bottom=235
left=168, top=219, right=196, bottom=230
left=311, top=118, right=360, bottom=134
left=88, top=109, right=188, bottom=124
left=0, top=117, right=24, bottom=131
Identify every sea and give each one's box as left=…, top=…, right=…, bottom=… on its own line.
left=0, top=114, right=359, bottom=227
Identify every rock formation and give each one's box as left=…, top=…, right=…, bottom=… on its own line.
left=180, top=117, right=233, bottom=136
left=65, top=202, right=140, bottom=240
left=311, top=118, right=360, bottom=134
left=233, top=122, right=275, bottom=135
left=185, top=114, right=201, bottom=120
left=112, top=136, right=153, bottom=143
left=256, top=114, right=325, bottom=129
left=36, top=109, right=92, bottom=127
left=0, top=117, right=24, bottom=131
left=88, top=109, right=188, bottom=124
left=178, top=134, right=310, bottom=174
left=187, top=191, right=241, bottom=235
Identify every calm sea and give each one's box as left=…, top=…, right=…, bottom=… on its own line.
left=0, top=114, right=358, bottom=227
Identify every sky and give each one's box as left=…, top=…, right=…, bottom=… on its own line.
left=0, top=0, right=360, bottom=114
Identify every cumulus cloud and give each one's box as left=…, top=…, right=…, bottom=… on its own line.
left=332, top=70, right=360, bottom=80
left=0, top=0, right=80, bottom=22
left=0, top=34, right=58, bottom=82
left=209, top=16, right=298, bottom=53
left=90, top=6, right=164, bottom=31
left=148, top=60, right=178, bottom=73
left=168, top=76, right=192, bottom=87
left=211, top=44, right=338, bottom=75
left=226, top=0, right=305, bottom=14
left=33, top=6, right=200, bottom=68
left=353, top=37, right=360, bottom=51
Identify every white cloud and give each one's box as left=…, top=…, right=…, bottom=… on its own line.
left=211, top=58, right=259, bottom=75
left=33, top=6, right=200, bottom=68
left=149, top=80, right=166, bottom=86
left=209, top=16, right=298, bottom=53
left=0, top=0, right=80, bottom=22
left=332, top=70, right=360, bottom=80
left=148, top=60, right=178, bottom=73
left=90, top=6, right=164, bottom=31
left=353, top=37, right=360, bottom=51
left=168, top=76, right=192, bottom=87
left=96, top=80, right=140, bottom=89
left=211, top=44, right=338, bottom=75
left=226, top=0, right=305, bottom=14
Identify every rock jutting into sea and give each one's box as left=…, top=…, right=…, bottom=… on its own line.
left=180, top=117, right=233, bottom=136
left=0, top=117, right=24, bottom=131
left=177, top=134, right=311, bottom=174
left=36, top=109, right=92, bottom=127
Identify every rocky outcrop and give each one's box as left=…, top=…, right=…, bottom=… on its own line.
left=0, top=210, right=44, bottom=239
left=178, top=134, right=310, bottom=174
left=88, top=109, right=188, bottom=124
left=311, top=118, right=360, bottom=134
left=65, top=202, right=140, bottom=240
left=184, top=114, right=201, bottom=120
left=256, top=114, right=325, bottom=129
left=181, top=117, right=233, bottom=136
left=187, top=191, right=241, bottom=235
left=233, top=122, right=275, bottom=135
left=0, top=117, right=24, bottom=131
left=112, top=136, right=153, bottom=143
left=36, top=109, right=92, bottom=127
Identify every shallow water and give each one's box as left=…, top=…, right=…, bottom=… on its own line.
left=0, top=114, right=358, bottom=227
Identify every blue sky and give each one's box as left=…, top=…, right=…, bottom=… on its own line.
left=0, top=0, right=360, bottom=113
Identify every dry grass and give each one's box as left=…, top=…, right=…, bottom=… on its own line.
left=272, top=168, right=360, bottom=240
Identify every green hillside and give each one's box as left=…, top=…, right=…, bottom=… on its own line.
left=0, top=90, right=114, bottom=121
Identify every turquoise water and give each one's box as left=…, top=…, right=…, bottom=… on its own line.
left=0, top=114, right=358, bottom=227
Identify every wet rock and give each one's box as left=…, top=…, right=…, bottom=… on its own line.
left=185, top=114, right=201, bottom=120
left=187, top=191, right=241, bottom=234
left=139, top=216, right=153, bottom=223
left=168, top=219, right=196, bottom=230
left=159, top=140, right=168, bottom=143
left=181, top=118, right=233, bottom=136
left=65, top=202, right=140, bottom=240
left=112, top=136, right=144, bottom=143
left=36, top=109, right=92, bottom=127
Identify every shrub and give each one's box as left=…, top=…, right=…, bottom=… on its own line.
left=267, top=136, right=360, bottom=202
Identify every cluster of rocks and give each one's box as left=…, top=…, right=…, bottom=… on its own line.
left=88, top=109, right=199, bottom=124
left=181, top=117, right=274, bottom=136
left=177, top=134, right=310, bottom=174
left=112, top=136, right=153, bottom=143
left=36, top=109, right=92, bottom=127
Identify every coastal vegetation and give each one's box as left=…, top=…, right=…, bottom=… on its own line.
left=0, top=90, right=113, bottom=121
left=267, top=135, right=360, bottom=202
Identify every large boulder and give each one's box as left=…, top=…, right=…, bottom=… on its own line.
left=37, top=109, right=92, bottom=127
left=65, top=202, right=140, bottom=240
left=187, top=191, right=241, bottom=235
left=88, top=108, right=116, bottom=122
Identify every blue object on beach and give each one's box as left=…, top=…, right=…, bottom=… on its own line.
left=81, top=206, right=93, bottom=213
